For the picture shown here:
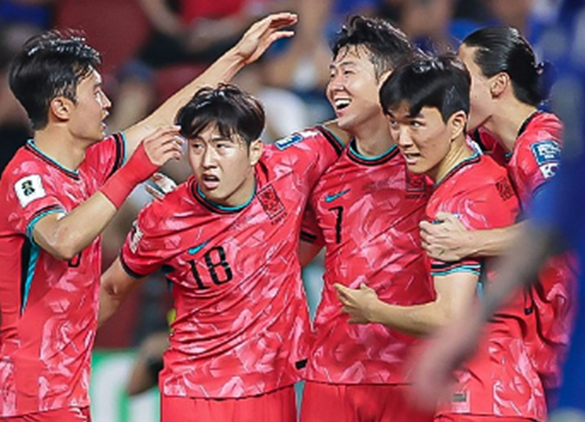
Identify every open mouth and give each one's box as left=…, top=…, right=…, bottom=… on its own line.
left=201, top=174, right=220, bottom=189
left=402, top=152, right=421, bottom=164
left=334, top=99, right=351, bottom=111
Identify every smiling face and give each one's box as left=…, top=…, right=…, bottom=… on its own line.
left=188, top=123, right=262, bottom=207
left=326, top=45, right=385, bottom=134
left=66, top=68, right=111, bottom=142
left=458, top=44, right=495, bottom=132
left=388, top=104, right=465, bottom=181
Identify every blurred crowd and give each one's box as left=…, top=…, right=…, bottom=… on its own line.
left=0, top=0, right=557, bottom=349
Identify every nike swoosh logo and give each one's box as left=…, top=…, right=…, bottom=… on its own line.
left=188, top=241, right=209, bottom=255
left=325, top=189, right=350, bottom=203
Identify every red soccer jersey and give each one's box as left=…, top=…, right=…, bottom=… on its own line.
left=477, top=112, right=578, bottom=389
left=0, top=135, right=125, bottom=417
left=302, top=141, right=434, bottom=385
left=429, top=153, right=546, bottom=421
left=120, top=127, right=342, bottom=399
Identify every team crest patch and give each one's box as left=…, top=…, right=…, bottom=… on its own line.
left=274, top=129, right=318, bottom=150
left=495, top=177, right=515, bottom=201
left=257, top=185, right=285, bottom=220
left=405, top=171, right=426, bottom=193
left=531, top=140, right=561, bottom=165
left=15, top=174, right=46, bottom=208
left=539, top=162, right=560, bottom=179
left=531, top=140, right=561, bottom=179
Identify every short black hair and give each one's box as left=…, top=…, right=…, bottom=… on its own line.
left=380, top=54, right=471, bottom=122
left=332, top=15, right=416, bottom=79
left=176, top=84, right=265, bottom=146
left=9, top=29, right=101, bottom=130
left=463, top=26, right=545, bottom=106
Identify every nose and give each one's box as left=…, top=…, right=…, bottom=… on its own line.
left=395, top=125, right=413, bottom=148
left=201, top=145, right=217, bottom=168
left=102, top=92, right=112, bottom=110
left=327, top=73, right=344, bottom=97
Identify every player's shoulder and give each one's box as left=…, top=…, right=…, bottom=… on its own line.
left=438, top=154, right=507, bottom=196
left=0, top=144, right=50, bottom=194
left=516, top=112, right=563, bottom=151
left=271, top=125, right=344, bottom=154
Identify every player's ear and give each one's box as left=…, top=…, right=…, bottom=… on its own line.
left=489, top=72, right=509, bottom=98
left=248, top=139, right=263, bottom=165
left=449, top=110, right=467, bottom=141
left=49, top=97, right=73, bottom=121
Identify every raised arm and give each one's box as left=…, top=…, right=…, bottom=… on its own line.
left=32, top=127, right=182, bottom=260
left=123, top=12, right=298, bottom=154
left=334, top=271, right=478, bottom=337
left=420, top=211, right=525, bottom=261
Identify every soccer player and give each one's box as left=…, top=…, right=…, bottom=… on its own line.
left=420, top=27, right=578, bottom=406
left=336, top=55, right=547, bottom=422
left=0, top=13, right=297, bottom=422
left=297, top=16, right=435, bottom=422
left=412, top=3, right=585, bottom=418
left=97, top=84, right=344, bottom=422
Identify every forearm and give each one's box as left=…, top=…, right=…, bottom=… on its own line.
left=98, top=273, right=144, bottom=327
left=97, top=283, right=125, bottom=327
left=467, top=222, right=525, bottom=257
left=368, top=299, right=451, bottom=337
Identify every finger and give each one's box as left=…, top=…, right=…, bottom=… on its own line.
left=151, top=172, right=177, bottom=194
left=419, top=220, right=432, bottom=230
left=144, top=183, right=165, bottom=201
left=336, top=289, right=351, bottom=303
left=435, top=211, right=457, bottom=223
left=267, top=30, right=295, bottom=44
left=266, top=13, right=298, bottom=29
left=334, top=284, right=355, bottom=300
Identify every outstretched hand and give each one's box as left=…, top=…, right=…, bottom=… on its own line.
left=232, top=12, right=297, bottom=65
left=334, top=283, right=378, bottom=324
left=420, top=212, right=472, bottom=261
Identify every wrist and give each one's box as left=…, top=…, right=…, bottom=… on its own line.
left=366, top=298, right=383, bottom=324
left=100, top=142, right=159, bottom=208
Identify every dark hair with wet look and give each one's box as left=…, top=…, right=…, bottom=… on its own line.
left=462, top=26, right=549, bottom=106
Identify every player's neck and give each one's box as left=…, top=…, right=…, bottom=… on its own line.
left=220, top=174, right=256, bottom=209
left=352, top=118, right=395, bottom=158
left=33, top=127, right=88, bottom=171
left=430, top=136, right=474, bottom=184
left=486, top=101, right=537, bottom=153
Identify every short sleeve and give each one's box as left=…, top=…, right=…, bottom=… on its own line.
left=5, top=164, right=67, bottom=240
left=430, top=177, right=518, bottom=277
left=513, top=138, right=562, bottom=207
left=272, top=125, right=343, bottom=188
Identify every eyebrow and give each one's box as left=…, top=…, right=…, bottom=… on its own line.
left=192, top=136, right=234, bottom=143
left=387, top=110, right=423, bottom=119
left=329, top=60, right=358, bottom=70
